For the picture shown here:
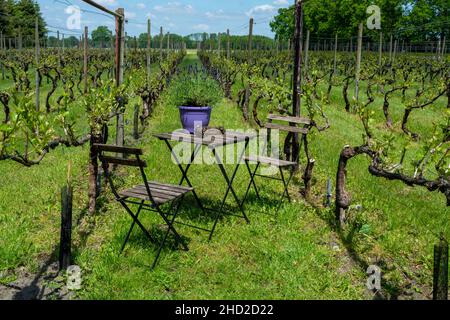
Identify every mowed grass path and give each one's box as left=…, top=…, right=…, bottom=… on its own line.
left=75, top=53, right=367, bottom=299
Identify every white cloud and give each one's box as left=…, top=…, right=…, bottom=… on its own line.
left=125, top=11, right=137, bottom=19
left=96, top=0, right=118, bottom=6
left=273, top=0, right=288, bottom=5
left=137, top=3, right=146, bottom=9
left=246, top=4, right=276, bottom=17
left=205, top=9, right=235, bottom=20
left=193, top=24, right=210, bottom=31
left=154, top=2, right=194, bottom=14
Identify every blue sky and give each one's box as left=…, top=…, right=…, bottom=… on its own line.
left=39, top=0, right=291, bottom=38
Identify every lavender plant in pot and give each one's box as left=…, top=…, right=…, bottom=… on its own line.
left=170, top=74, right=223, bottom=134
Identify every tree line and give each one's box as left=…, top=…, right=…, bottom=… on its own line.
left=85, top=27, right=277, bottom=50
left=0, top=0, right=46, bottom=38
left=270, top=0, right=449, bottom=42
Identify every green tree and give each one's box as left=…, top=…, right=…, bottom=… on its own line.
left=0, top=0, right=45, bottom=40
left=91, top=26, right=112, bottom=48
left=63, top=35, right=79, bottom=48
left=398, top=0, right=449, bottom=41
left=10, top=0, right=46, bottom=38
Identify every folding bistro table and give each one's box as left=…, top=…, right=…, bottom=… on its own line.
left=153, top=130, right=257, bottom=240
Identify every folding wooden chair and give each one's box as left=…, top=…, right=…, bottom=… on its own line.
left=94, top=144, right=193, bottom=270
left=242, top=114, right=310, bottom=215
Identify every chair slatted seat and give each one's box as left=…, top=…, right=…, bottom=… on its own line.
left=245, top=155, right=297, bottom=168
left=119, top=183, right=193, bottom=204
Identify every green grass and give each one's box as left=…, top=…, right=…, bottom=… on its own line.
left=0, top=52, right=447, bottom=300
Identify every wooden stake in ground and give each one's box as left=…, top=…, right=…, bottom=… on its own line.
left=133, top=104, right=140, bottom=140
left=355, top=23, right=363, bottom=102
left=35, top=17, right=40, bottom=111
left=59, top=161, right=73, bottom=271
left=433, top=236, right=449, bottom=300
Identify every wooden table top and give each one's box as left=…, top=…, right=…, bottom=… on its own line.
left=153, top=130, right=257, bottom=149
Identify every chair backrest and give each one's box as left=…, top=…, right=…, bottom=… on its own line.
left=94, top=144, right=147, bottom=168
left=265, top=114, right=311, bottom=134
left=94, top=144, right=151, bottom=201
left=263, top=114, right=311, bottom=159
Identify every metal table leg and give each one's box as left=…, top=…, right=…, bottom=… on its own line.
left=208, top=138, right=250, bottom=240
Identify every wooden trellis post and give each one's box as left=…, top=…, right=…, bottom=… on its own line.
left=355, top=23, right=363, bottom=102
left=110, top=35, right=115, bottom=78
left=291, top=0, right=304, bottom=165
left=160, top=26, right=163, bottom=59
left=210, top=33, right=213, bottom=51
left=147, top=19, right=151, bottom=85
left=227, top=29, right=230, bottom=60
left=293, top=0, right=303, bottom=117
left=248, top=18, right=254, bottom=59
left=115, top=8, right=125, bottom=150
left=167, top=32, right=170, bottom=51
left=0, top=31, right=4, bottom=80
left=378, top=32, right=383, bottom=67
left=57, top=30, right=61, bottom=65
left=304, top=30, right=310, bottom=72
left=389, top=34, right=393, bottom=64
left=83, top=26, right=88, bottom=94
left=442, top=36, right=446, bottom=57
left=392, top=39, right=397, bottom=65
left=35, top=17, right=40, bottom=111
left=333, top=34, right=338, bottom=74
left=18, top=29, right=22, bottom=50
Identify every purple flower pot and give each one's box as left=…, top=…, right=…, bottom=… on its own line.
left=178, top=106, right=212, bottom=134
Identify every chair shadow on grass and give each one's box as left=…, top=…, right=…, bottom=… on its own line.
left=117, top=220, right=192, bottom=269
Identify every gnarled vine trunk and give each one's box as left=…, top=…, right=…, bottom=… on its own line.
left=335, top=145, right=372, bottom=227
